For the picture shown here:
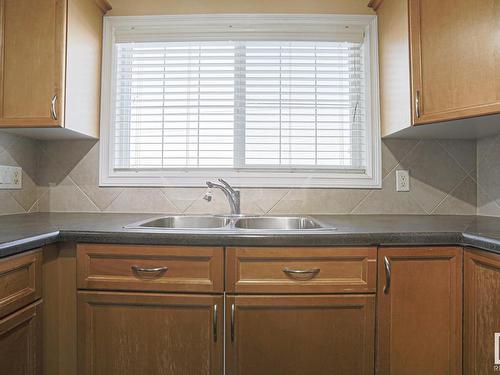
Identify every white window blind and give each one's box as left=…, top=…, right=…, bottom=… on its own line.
left=101, top=15, right=381, bottom=187
left=114, top=40, right=364, bottom=171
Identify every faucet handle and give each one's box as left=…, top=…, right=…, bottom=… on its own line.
left=218, top=178, right=238, bottom=193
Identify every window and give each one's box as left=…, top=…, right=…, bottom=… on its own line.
left=100, top=15, right=381, bottom=187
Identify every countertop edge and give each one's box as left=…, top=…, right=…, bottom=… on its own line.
left=0, top=220, right=499, bottom=258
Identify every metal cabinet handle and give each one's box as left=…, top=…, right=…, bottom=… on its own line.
left=50, top=95, right=58, bottom=120
left=230, top=303, right=235, bottom=342
left=415, top=90, right=421, bottom=118
left=131, top=265, right=168, bottom=274
left=213, top=304, right=218, bottom=343
left=383, top=256, right=391, bottom=294
left=283, top=267, right=320, bottom=280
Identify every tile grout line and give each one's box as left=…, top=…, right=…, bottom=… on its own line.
left=158, top=188, right=182, bottom=214
left=430, top=173, right=470, bottom=214
left=66, top=174, right=101, bottom=212
left=349, top=140, right=423, bottom=214
left=264, top=189, right=292, bottom=214
left=436, top=139, right=477, bottom=181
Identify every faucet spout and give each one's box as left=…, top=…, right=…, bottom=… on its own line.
left=206, top=179, right=241, bottom=215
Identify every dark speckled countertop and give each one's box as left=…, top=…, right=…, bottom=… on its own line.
left=0, top=213, right=499, bottom=258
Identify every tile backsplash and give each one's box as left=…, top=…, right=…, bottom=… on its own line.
left=477, top=134, right=500, bottom=217
left=0, top=131, right=482, bottom=216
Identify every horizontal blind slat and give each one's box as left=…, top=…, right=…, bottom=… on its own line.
left=113, top=40, right=366, bottom=170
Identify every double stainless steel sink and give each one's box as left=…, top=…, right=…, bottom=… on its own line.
left=126, top=215, right=330, bottom=231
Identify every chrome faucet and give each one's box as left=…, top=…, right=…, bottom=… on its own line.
left=204, top=178, right=241, bottom=215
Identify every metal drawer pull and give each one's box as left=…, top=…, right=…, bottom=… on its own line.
left=230, top=303, right=235, bottom=343
left=383, top=256, right=391, bottom=294
left=131, top=265, right=168, bottom=274
left=213, top=304, right=218, bottom=343
left=50, top=95, right=58, bottom=120
left=283, top=267, right=320, bottom=280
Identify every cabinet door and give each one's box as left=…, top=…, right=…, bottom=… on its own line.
left=0, top=301, right=42, bottom=375
left=464, top=248, right=500, bottom=374
left=78, top=291, right=223, bottom=375
left=0, top=0, right=65, bottom=127
left=377, top=247, right=462, bottom=375
left=226, top=294, right=375, bottom=375
left=409, top=0, right=500, bottom=124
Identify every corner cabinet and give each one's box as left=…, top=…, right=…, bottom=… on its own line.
left=464, top=248, right=500, bottom=375
left=0, top=0, right=111, bottom=137
left=371, top=0, right=500, bottom=136
left=377, top=247, right=462, bottom=375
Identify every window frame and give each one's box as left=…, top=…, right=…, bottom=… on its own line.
left=99, top=14, right=381, bottom=188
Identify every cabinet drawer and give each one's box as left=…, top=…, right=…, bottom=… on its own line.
left=0, top=250, right=42, bottom=318
left=77, top=244, right=224, bottom=293
left=226, top=247, right=377, bottom=293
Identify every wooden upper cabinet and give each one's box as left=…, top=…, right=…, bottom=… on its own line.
left=78, top=291, right=223, bottom=375
left=464, top=248, right=500, bottom=374
left=372, top=0, right=500, bottom=136
left=377, top=247, right=462, bottom=375
left=0, top=0, right=111, bottom=137
left=0, top=0, right=63, bottom=126
left=226, top=294, right=375, bottom=375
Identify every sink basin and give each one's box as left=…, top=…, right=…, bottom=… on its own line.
left=130, top=215, right=231, bottom=230
left=126, top=215, right=330, bottom=231
left=234, top=216, right=324, bottom=230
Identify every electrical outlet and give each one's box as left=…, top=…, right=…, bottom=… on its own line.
left=396, top=170, right=410, bottom=192
left=0, top=166, right=22, bottom=189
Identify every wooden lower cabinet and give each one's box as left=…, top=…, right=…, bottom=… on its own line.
left=225, top=294, right=375, bottom=375
left=377, top=247, right=462, bottom=375
left=0, top=301, right=42, bottom=375
left=77, top=291, right=223, bottom=375
left=464, top=248, right=500, bottom=374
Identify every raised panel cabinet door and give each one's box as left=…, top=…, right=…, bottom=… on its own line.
left=0, top=0, right=65, bottom=127
left=226, top=294, right=375, bottom=375
left=78, top=291, right=223, bottom=375
left=409, top=0, right=500, bottom=124
left=377, top=247, right=462, bottom=375
left=0, top=301, right=42, bottom=375
left=464, top=248, right=500, bottom=374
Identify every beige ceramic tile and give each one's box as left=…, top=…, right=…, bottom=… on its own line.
left=477, top=134, right=499, bottom=164
left=0, top=131, right=19, bottom=153
left=432, top=176, right=476, bottom=215
left=399, top=140, right=466, bottom=213
left=162, top=188, right=207, bottom=212
left=0, top=191, right=26, bottom=216
left=9, top=171, right=38, bottom=211
left=477, top=137, right=500, bottom=207
left=352, top=170, right=426, bottom=214
left=381, top=139, right=420, bottom=177
left=104, top=188, right=179, bottom=214
left=183, top=189, right=233, bottom=215
left=6, top=136, right=39, bottom=179
left=240, top=188, right=289, bottom=214
left=476, top=185, right=500, bottom=217
left=69, top=143, right=123, bottom=210
left=38, top=176, right=100, bottom=212
left=269, top=188, right=370, bottom=214
left=438, top=139, right=476, bottom=174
